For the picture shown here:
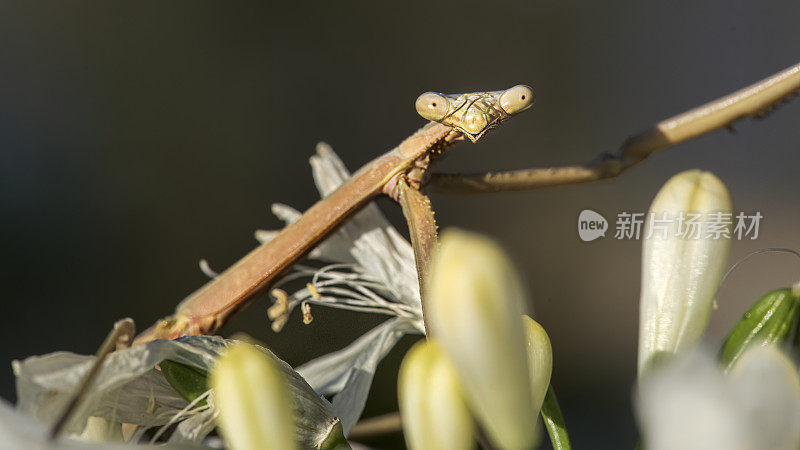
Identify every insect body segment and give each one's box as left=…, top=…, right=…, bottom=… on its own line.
left=132, top=62, right=800, bottom=346
left=415, top=85, right=535, bottom=142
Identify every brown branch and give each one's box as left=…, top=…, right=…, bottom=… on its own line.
left=50, top=318, right=135, bottom=440
left=348, top=412, right=403, bottom=441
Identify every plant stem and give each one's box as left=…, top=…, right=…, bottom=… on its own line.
left=541, top=384, right=571, bottom=450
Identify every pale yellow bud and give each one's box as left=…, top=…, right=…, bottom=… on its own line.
left=210, top=342, right=297, bottom=450
left=523, top=316, right=552, bottom=414
left=398, top=340, right=475, bottom=450
left=428, top=229, right=538, bottom=450
left=638, top=170, right=732, bottom=376
left=79, top=416, right=123, bottom=442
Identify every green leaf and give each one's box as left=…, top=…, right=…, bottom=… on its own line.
left=719, top=288, right=800, bottom=371
left=541, top=384, right=571, bottom=450
left=318, top=420, right=352, bottom=450
left=160, top=359, right=209, bottom=405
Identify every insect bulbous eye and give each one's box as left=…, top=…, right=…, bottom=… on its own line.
left=415, top=92, right=449, bottom=122
left=499, top=85, right=535, bottom=115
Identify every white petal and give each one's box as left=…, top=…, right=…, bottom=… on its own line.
left=310, top=142, right=351, bottom=196
left=270, top=203, right=302, bottom=224
left=309, top=144, right=420, bottom=310
left=0, top=397, right=194, bottom=449
left=297, top=318, right=417, bottom=434
left=729, top=346, right=800, bottom=450
left=167, top=408, right=217, bottom=444
left=13, top=336, right=335, bottom=446
left=637, top=347, right=800, bottom=450
left=637, top=350, right=746, bottom=450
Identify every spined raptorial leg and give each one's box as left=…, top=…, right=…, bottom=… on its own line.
left=428, top=61, right=800, bottom=194
left=395, top=178, right=438, bottom=335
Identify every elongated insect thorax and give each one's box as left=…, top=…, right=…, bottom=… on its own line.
left=134, top=122, right=457, bottom=343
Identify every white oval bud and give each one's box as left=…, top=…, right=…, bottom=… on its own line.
left=398, top=340, right=474, bottom=450
left=638, top=170, right=732, bottom=376
left=523, top=316, right=553, bottom=414
left=428, top=229, right=538, bottom=449
left=210, top=342, right=297, bottom=450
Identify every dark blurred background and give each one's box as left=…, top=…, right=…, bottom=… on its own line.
left=1, top=1, right=799, bottom=448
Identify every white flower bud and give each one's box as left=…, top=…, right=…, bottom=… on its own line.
left=638, top=170, right=732, bottom=376
left=398, top=340, right=475, bottom=450
left=210, top=342, right=297, bottom=450
left=428, top=229, right=538, bottom=449
left=523, top=316, right=552, bottom=414
left=79, top=416, right=123, bottom=442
